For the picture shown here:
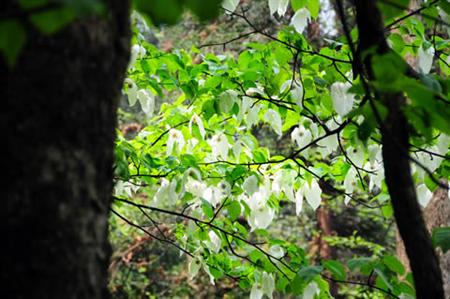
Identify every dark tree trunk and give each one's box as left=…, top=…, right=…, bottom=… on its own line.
left=0, top=1, right=130, bottom=298
left=397, top=181, right=450, bottom=298
left=351, top=0, right=444, bottom=297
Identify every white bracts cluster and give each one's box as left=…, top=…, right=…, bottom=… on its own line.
left=124, top=78, right=155, bottom=116
left=268, top=0, right=289, bottom=16
left=291, top=125, right=312, bottom=149
left=250, top=271, right=275, bottom=299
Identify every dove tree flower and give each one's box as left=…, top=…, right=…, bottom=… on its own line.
left=205, top=230, right=221, bottom=253
left=417, top=45, right=435, bottom=74
left=264, top=109, right=283, bottom=137
left=189, top=113, right=206, bottom=139
left=245, top=187, right=275, bottom=230
left=166, top=129, right=185, bottom=156
left=136, top=89, right=155, bottom=116
left=300, top=178, right=322, bottom=210
left=268, top=245, right=284, bottom=258
left=330, top=82, right=355, bottom=116
left=291, top=125, right=312, bottom=149
left=208, top=133, right=230, bottom=160
left=268, top=0, right=289, bottom=16
left=243, top=175, right=259, bottom=195
left=291, top=8, right=311, bottom=34
left=222, top=0, right=240, bottom=13
left=250, top=271, right=275, bottom=299
left=417, top=183, right=432, bottom=208
left=128, top=44, right=146, bottom=69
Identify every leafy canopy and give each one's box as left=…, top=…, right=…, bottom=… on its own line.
left=112, top=0, right=450, bottom=298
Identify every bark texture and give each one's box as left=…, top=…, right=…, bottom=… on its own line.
left=352, top=0, right=444, bottom=297
left=0, top=1, right=130, bottom=298
left=397, top=181, right=450, bottom=298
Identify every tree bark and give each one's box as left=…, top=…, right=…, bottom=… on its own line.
left=351, top=0, right=444, bottom=297
left=0, top=1, right=130, bottom=298
left=397, top=181, right=450, bottom=298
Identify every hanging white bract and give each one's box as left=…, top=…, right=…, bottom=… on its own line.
left=243, top=175, right=259, bottom=195
left=264, top=109, right=283, bottom=137
left=417, top=45, right=434, bottom=74
left=302, top=178, right=322, bottom=210
left=205, top=230, right=221, bottom=253
left=222, top=0, right=240, bottom=13
left=291, top=8, right=311, bottom=34
left=124, top=78, right=138, bottom=106
left=208, top=133, right=230, bottom=160
left=128, top=44, right=146, bottom=69
left=330, top=82, right=355, bottom=116
left=291, top=125, right=312, bottom=149
left=268, top=0, right=289, bottom=16
left=189, top=113, right=206, bottom=139
left=137, top=89, right=155, bottom=116
left=268, top=245, right=284, bottom=258
left=166, top=129, right=185, bottom=156
left=417, top=183, right=432, bottom=207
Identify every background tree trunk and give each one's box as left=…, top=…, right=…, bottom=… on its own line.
left=0, top=1, right=130, bottom=298
left=397, top=181, right=450, bottom=298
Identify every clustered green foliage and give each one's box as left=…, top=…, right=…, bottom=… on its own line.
left=110, top=0, right=450, bottom=297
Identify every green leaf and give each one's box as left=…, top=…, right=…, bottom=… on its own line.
left=227, top=200, right=241, bottom=221
left=348, top=257, right=374, bottom=274
left=323, top=260, right=346, bottom=280
left=202, top=99, right=217, bottom=120
left=372, top=51, right=408, bottom=92
left=30, top=7, right=76, bottom=34
left=432, top=227, right=450, bottom=253
left=378, top=0, right=409, bottom=20
left=201, top=200, right=214, bottom=218
left=252, top=148, right=269, bottom=163
left=289, top=265, right=322, bottom=294
left=374, top=268, right=393, bottom=291
left=185, top=0, right=222, bottom=20
left=181, top=154, right=198, bottom=168
left=296, top=265, right=323, bottom=281
left=0, top=20, right=26, bottom=68
left=230, top=165, right=247, bottom=181
left=382, top=255, right=405, bottom=275
left=18, top=0, right=48, bottom=9
left=134, top=0, right=184, bottom=25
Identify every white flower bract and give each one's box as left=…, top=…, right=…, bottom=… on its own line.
left=330, top=82, right=355, bottom=117
left=264, top=109, right=283, bottom=137
left=291, top=8, right=311, bottom=34
left=417, top=45, right=435, bottom=74
left=269, top=0, right=289, bottom=16
left=166, top=129, right=185, bottom=156
left=222, top=0, right=240, bottom=13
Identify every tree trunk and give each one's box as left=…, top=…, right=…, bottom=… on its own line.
left=397, top=181, right=450, bottom=298
left=351, top=0, right=444, bottom=297
left=0, top=1, right=130, bottom=298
